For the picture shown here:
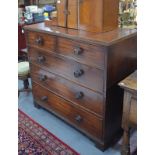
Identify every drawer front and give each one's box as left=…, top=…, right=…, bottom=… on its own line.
left=27, top=31, right=56, bottom=51
left=29, top=47, right=104, bottom=93
left=32, top=83, right=103, bottom=139
left=27, top=31, right=105, bottom=69
left=30, top=64, right=104, bottom=115
left=56, top=37, right=105, bottom=69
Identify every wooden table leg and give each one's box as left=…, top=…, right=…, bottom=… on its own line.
left=121, top=129, right=130, bottom=155
left=121, top=92, right=132, bottom=155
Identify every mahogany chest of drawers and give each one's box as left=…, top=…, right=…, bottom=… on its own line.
left=24, top=23, right=137, bottom=150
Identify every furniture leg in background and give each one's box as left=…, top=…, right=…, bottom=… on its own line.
left=119, top=71, right=137, bottom=155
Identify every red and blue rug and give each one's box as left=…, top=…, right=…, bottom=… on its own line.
left=18, top=109, right=80, bottom=155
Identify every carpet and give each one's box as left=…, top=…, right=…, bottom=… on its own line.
left=18, top=109, right=80, bottom=155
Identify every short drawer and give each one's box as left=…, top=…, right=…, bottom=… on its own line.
left=30, top=64, right=104, bottom=116
left=27, top=31, right=56, bottom=51
left=32, top=83, right=103, bottom=139
left=56, top=37, right=105, bottom=69
left=29, top=47, right=105, bottom=93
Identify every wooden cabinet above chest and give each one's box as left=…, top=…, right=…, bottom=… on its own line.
left=24, top=23, right=137, bottom=150
left=56, top=0, right=119, bottom=33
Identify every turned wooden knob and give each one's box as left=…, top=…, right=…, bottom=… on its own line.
left=75, top=115, right=83, bottom=122
left=37, top=56, right=45, bottom=63
left=41, top=96, right=48, bottom=102
left=75, top=92, right=84, bottom=99
left=39, top=75, right=47, bottom=81
left=74, top=47, right=83, bottom=55
left=35, top=37, right=43, bottom=45
left=74, top=69, right=84, bottom=78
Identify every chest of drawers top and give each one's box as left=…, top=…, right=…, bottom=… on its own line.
left=24, top=23, right=137, bottom=46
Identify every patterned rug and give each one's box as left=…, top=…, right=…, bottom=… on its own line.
left=18, top=109, right=80, bottom=155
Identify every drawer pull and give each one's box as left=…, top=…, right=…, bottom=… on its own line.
left=75, top=115, right=83, bottom=123
left=74, top=69, right=84, bottom=78
left=75, top=92, right=84, bottom=99
left=41, top=96, right=48, bottom=102
left=35, top=37, right=43, bottom=45
left=74, top=47, right=83, bottom=55
left=39, top=75, right=47, bottom=81
left=37, top=56, right=45, bottom=63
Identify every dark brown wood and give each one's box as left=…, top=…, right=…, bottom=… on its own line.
left=27, top=31, right=56, bottom=51
left=32, top=82, right=103, bottom=140
left=119, top=71, right=137, bottom=155
left=103, top=84, right=124, bottom=147
left=24, top=23, right=136, bottom=46
left=27, top=32, right=106, bottom=69
left=30, top=64, right=104, bottom=116
left=28, top=47, right=105, bottom=93
left=24, top=22, right=137, bottom=150
left=56, top=37, right=106, bottom=69
left=107, top=36, right=137, bottom=88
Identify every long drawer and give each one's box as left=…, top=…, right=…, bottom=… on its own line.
left=27, top=31, right=105, bottom=69
left=32, top=83, right=103, bottom=139
left=28, top=47, right=105, bottom=93
left=30, top=64, right=104, bottom=116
